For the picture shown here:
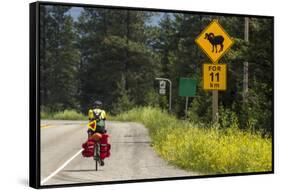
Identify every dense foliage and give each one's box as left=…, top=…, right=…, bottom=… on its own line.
left=40, top=5, right=273, bottom=134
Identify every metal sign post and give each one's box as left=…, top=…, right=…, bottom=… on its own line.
left=212, top=90, right=218, bottom=122
left=185, top=97, right=189, bottom=119
left=243, top=17, right=249, bottom=104
left=155, top=78, right=172, bottom=112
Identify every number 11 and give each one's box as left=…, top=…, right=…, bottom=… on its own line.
left=210, top=72, right=219, bottom=82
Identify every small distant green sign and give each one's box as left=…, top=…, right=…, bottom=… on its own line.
left=179, top=78, right=197, bottom=97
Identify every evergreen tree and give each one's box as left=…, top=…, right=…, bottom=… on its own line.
left=40, top=5, right=80, bottom=111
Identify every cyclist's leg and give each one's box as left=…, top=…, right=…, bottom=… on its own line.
left=97, top=143, right=105, bottom=166
left=93, top=126, right=106, bottom=166
left=100, top=159, right=104, bottom=166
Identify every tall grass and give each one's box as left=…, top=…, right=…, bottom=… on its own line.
left=41, top=109, right=87, bottom=120
left=114, top=107, right=272, bottom=174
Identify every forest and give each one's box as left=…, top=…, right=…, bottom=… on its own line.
left=39, top=5, right=273, bottom=134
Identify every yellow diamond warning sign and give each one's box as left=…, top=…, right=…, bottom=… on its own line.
left=203, top=64, right=227, bottom=90
left=195, top=20, right=234, bottom=63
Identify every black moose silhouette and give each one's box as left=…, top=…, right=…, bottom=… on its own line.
left=204, top=33, right=224, bottom=53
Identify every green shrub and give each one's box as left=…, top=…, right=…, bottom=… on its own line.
left=114, top=107, right=272, bottom=174
left=52, top=110, right=87, bottom=120
left=219, top=106, right=239, bottom=129
left=40, top=106, right=53, bottom=119
left=40, top=111, right=50, bottom=119
left=41, top=109, right=87, bottom=120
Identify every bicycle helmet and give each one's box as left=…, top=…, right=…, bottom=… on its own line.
left=93, top=100, right=103, bottom=108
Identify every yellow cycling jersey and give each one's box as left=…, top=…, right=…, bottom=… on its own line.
left=88, top=108, right=106, bottom=120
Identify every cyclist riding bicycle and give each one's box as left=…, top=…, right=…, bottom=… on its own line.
left=87, top=100, right=107, bottom=137
left=87, top=100, right=107, bottom=166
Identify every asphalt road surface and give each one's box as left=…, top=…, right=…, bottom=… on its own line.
left=40, top=120, right=197, bottom=185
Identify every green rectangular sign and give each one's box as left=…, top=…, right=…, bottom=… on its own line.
left=179, top=78, right=197, bottom=97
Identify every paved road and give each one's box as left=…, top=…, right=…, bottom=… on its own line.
left=41, top=120, right=197, bottom=185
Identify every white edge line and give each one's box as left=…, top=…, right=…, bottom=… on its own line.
left=41, top=148, right=83, bottom=185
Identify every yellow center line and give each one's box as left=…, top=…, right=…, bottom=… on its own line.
left=41, top=124, right=55, bottom=129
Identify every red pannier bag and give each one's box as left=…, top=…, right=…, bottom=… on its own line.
left=82, top=138, right=95, bottom=157
left=100, top=134, right=111, bottom=159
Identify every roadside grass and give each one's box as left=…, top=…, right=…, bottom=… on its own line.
left=41, top=109, right=87, bottom=120
left=113, top=107, right=272, bottom=174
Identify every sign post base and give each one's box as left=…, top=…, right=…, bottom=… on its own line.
left=212, top=90, right=218, bottom=123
